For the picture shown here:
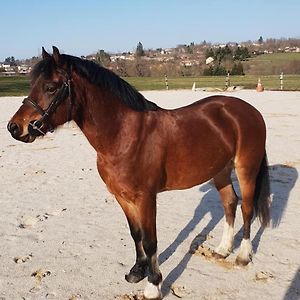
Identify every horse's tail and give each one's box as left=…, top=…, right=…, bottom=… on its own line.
left=254, top=152, right=271, bottom=227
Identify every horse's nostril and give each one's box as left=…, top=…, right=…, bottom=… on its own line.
left=8, top=122, right=20, bottom=137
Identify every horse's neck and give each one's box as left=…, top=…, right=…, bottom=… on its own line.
left=73, top=79, right=138, bottom=153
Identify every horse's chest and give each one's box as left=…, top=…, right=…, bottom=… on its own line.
left=97, top=157, right=138, bottom=197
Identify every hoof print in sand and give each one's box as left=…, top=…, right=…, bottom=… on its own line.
left=14, top=253, right=33, bottom=264
left=255, top=271, right=275, bottom=281
left=171, top=284, right=192, bottom=298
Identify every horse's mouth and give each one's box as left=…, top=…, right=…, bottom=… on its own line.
left=19, top=134, right=37, bottom=143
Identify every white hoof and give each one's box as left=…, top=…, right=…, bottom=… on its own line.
left=236, top=238, right=253, bottom=265
left=214, top=245, right=232, bottom=258
left=144, top=282, right=162, bottom=299
left=214, top=221, right=234, bottom=257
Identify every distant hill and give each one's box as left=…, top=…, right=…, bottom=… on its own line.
left=243, top=52, right=300, bottom=75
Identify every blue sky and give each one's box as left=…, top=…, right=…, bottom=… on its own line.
left=0, top=0, right=299, bottom=61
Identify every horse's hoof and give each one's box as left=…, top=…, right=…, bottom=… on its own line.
left=125, top=263, right=147, bottom=283
left=235, top=256, right=251, bottom=266
left=125, top=272, right=145, bottom=283
left=144, top=282, right=162, bottom=300
left=212, top=251, right=227, bottom=260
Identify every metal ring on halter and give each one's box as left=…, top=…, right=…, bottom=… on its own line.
left=29, top=120, right=46, bottom=136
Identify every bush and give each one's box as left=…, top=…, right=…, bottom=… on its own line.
left=231, top=62, right=245, bottom=75
left=203, top=65, right=227, bottom=76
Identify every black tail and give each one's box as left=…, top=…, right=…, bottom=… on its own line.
left=254, top=152, right=271, bottom=227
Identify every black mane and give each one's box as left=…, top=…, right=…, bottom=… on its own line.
left=31, top=54, right=159, bottom=112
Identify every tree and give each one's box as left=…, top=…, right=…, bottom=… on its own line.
left=205, top=48, right=214, bottom=59
left=203, top=65, right=227, bottom=76
left=234, top=46, right=250, bottom=61
left=95, top=50, right=111, bottom=67
left=258, top=36, right=264, bottom=44
left=231, top=62, right=244, bottom=75
left=135, top=42, right=145, bottom=57
left=4, top=56, right=17, bottom=66
left=186, top=45, right=193, bottom=54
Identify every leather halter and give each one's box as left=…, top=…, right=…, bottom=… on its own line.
left=23, top=71, right=72, bottom=136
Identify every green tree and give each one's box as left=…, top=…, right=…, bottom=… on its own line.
left=203, top=65, right=227, bottom=76
left=205, top=48, right=214, bottom=59
left=231, top=62, right=244, bottom=75
left=234, top=47, right=250, bottom=61
left=136, top=42, right=145, bottom=57
left=258, top=36, right=264, bottom=44
left=214, top=46, right=233, bottom=64
left=4, top=56, right=16, bottom=66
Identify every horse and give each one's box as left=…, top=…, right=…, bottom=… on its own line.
left=7, top=46, right=270, bottom=299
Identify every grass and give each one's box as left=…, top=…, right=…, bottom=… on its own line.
left=244, top=52, right=300, bottom=75
left=252, top=52, right=300, bottom=62
left=1, top=73, right=300, bottom=97
left=0, top=76, right=30, bottom=96
left=126, top=75, right=300, bottom=91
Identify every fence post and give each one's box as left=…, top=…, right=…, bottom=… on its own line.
left=280, top=72, right=284, bottom=90
left=165, top=74, right=169, bottom=90
left=225, top=72, right=230, bottom=89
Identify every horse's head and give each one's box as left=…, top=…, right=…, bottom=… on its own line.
left=7, top=46, right=73, bottom=143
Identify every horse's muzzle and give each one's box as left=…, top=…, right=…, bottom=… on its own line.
left=7, top=122, right=21, bottom=139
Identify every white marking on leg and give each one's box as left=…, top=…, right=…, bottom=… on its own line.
left=144, top=282, right=162, bottom=299
left=215, top=220, right=234, bottom=257
left=144, top=252, right=162, bottom=299
left=237, top=238, right=253, bottom=263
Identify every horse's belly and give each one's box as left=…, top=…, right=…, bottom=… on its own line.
left=163, top=147, right=232, bottom=191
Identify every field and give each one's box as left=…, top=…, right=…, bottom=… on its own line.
left=244, top=52, right=300, bottom=75
left=0, top=76, right=31, bottom=96
left=1, top=74, right=300, bottom=97
left=127, top=75, right=300, bottom=91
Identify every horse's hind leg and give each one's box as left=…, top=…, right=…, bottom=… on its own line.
left=235, top=166, right=258, bottom=265
left=213, top=162, right=238, bottom=258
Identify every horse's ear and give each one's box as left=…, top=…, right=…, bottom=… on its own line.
left=42, top=47, right=51, bottom=59
left=52, top=46, right=62, bottom=66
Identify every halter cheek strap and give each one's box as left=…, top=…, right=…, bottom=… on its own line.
left=22, top=74, right=72, bottom=136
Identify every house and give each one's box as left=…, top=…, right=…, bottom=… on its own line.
left=0, top=64, right=12, bottom=71
left=17, top=65, right=31, bottom=74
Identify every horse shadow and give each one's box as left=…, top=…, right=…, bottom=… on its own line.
left=251, top=164, right=298, bottom=253
left=159, top=164, right=298, bottom=297
left=158, top=181, right=224, bottom=296
left=283, top=267, right=300, bottom=300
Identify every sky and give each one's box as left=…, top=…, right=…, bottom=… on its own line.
left=0, top=0, right=299, bottom=61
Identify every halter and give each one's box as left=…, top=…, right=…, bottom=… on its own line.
left=23, top=70, right=73, bottom=136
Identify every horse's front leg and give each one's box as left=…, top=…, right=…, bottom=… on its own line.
left=115, top=196, right=148, bottom=283
left=139, top=194, right=162, bottom=300
left=116, top=193, right=162, bottom=299
left=125, top=217, right=148, bottom=283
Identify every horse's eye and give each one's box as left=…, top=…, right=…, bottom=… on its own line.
left=46, top=84, right=57, bottom=94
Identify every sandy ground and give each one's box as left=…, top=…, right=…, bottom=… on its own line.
left=0, top=90, right=300, bottom=300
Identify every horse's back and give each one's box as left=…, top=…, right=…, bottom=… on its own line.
left=156, top=95, right=266, bottom=190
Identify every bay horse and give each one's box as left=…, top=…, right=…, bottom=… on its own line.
left=8, top=46, right=270, bottom=299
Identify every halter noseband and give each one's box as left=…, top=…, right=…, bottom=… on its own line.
left=23, top=70, right=72, bottom=137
